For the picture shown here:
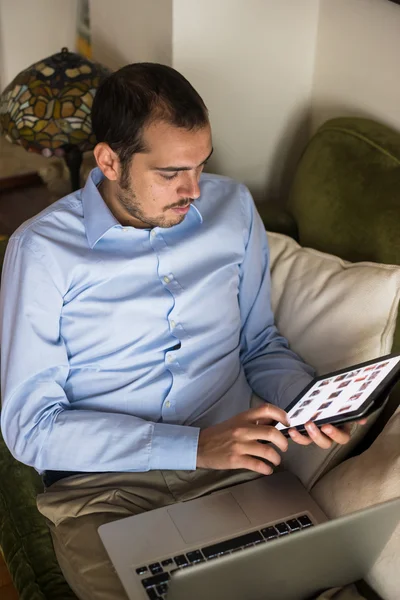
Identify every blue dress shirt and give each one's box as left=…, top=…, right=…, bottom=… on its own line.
left=0, top=168, right=314, bottom=473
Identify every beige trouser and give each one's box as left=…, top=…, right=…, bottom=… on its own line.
left=37, top=467, right=262, bottom=600
left=37, top=467, right=368, bottom=600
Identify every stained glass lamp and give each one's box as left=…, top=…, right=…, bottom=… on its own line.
left=0, top=47, right=110, bottom=191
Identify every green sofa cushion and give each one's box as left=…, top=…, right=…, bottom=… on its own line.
left=288, top=117, right=400, bottom=268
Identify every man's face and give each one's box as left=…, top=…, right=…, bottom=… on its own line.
left=115, top=120, right=213, bottom=229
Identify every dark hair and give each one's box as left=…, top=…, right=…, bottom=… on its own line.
left=91, top=62, right=209, bottom=171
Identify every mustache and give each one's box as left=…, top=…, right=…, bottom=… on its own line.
left=166, top=198, right=194, bottom=210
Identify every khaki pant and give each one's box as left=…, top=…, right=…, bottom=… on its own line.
left=37, top=467, right=262, bottom=600
left=37, top=468, right=368, bottom=600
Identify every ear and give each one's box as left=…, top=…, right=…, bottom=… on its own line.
left=93, top=143, right=121, bottom=181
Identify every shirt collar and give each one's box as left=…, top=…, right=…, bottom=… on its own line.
left=82, top=168, right=119, bottom=248
left=82, top=167, right=203, bottom=248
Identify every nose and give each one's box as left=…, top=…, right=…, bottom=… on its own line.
left=178, top=171, right=201, bottom=200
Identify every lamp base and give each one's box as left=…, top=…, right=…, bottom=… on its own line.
left=63, top=144, right=83, bottom=192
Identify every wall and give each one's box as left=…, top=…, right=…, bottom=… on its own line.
left=0, top=0, right=172, bottom=89
left=312, top=0, right=400, bottom=132
left=0, top=0, right=77, bottom=91
left=0, top=0, right=320, bottom=203
left=173, top=0, right=320, bottom=202
left=90, top=0, right=172, bottom=71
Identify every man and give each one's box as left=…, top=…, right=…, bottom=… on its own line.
left=0, top=64, right=358, bottom=600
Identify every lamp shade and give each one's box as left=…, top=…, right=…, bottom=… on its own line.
left=0, top=47, right=110, bottom=158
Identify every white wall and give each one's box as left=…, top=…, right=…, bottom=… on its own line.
left=0, top=0, right=77, bottom=91
left=90, top=0, right=172, bottom=71
left=173, top=0, right=320, bottom=202
left=312, top=0, right=400, bottom=132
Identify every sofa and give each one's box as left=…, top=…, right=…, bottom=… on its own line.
left=0, top=116, right=399, bottom=599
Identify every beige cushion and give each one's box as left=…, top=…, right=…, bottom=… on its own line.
left=311, top=407, right=400, bottom=600
left=267, top=231, right=400, bottom=488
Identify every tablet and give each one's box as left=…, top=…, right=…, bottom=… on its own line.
left=275, top=353, right=400, bottom=435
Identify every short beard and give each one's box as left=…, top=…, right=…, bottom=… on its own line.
left=116, top=183, right=154, bottom=228
left=117, top=163, right=192, bottom=229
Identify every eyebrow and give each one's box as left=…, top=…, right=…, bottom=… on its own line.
left=153, top=147, right=214, bottom=172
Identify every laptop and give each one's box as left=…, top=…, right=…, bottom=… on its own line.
left=98, top=471, right=399, bottom=600
left=168, top=497, right=400, bottom=600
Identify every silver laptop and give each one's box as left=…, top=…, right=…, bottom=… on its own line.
left=99, top=471, right=399, bottom=599
left=168, top=497, right=400, bottom=600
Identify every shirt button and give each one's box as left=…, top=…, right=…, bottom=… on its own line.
left=166, top=354, right=175, bottom=363
left=170, top=320, right=176, bottom=329
left=150, top=230, right=156, bottom=238
left=163, top=276, right=170, bottom=284
left=122, top=228, right=128, bottom=232
left=165, top=401, right=171, bottom=408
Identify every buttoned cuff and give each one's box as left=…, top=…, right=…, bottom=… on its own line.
left=149, top=423, right=200, bottom=470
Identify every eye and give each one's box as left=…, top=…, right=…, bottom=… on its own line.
left=160, top=172, right=178, bottom=181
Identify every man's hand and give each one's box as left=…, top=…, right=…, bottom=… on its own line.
left=288, top=419, right=368, bottom=448
left=197, top=404, right=368, bottom=476
left=196, top=404, right=290, bottom=476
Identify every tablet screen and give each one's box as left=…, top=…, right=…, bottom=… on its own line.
left=276, top=354, right=400, bottom=431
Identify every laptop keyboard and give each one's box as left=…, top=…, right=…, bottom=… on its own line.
left=135, top=514, right=313, bottom=599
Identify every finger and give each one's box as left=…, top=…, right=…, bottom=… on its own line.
left=330, top=420, right=365, bottom=436
left=304, top=422, right=333, bottom=449
left=239, top=455, right=274, bottom=476
left=320, top=424, right=351, bottom=445
left=244, top=442, right=282, bottom=467
left=247, top=404, right=290, bottom=428
left=288, top=428, right=313, bottom=446
left=346, top=418, right=367, bottom=430
left=339, top=419, right=367, bottom=431
left=245, top=425, right=289, bottom=453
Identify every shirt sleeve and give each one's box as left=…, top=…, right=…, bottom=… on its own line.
left=0, top=237, right=199, bottom=473
left=238, top=188, right=315, bottom=409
